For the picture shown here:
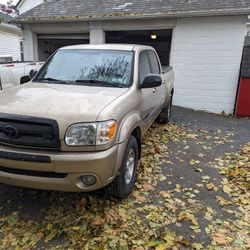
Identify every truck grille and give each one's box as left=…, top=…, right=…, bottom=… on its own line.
left=0, top=113, right=60, bottom=150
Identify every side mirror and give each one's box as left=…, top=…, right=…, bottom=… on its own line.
left=20, top=75, right=31, bottom=84
left=29, top=69, right=37, bottom=79
left=140, top=74, right=162, bottom=89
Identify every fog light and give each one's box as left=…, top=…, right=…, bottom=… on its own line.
left=81, top=175, right=97, bottom=186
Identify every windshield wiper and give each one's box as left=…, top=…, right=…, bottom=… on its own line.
left=75, top=79, right=123, bottom=88
left=39, top=77, right=69, bottom=85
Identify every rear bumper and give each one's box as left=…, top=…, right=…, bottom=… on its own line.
left=0, top=142, right=127, bottom=192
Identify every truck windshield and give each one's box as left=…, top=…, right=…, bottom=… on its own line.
left=35, top=49, right=134, bottom=88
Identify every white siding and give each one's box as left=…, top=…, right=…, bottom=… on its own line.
left=171, top=15, right=247, bottom=114
left=0, top=30, right=21, bottom=61
left=18, top=0, right=44, bottom=15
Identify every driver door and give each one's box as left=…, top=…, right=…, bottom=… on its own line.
left=138, top=50, right=161, bottom=130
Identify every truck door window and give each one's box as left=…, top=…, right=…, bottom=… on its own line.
left=147, top=51, right=161, bottom=74
left=139, top=51, right=151, bottom=84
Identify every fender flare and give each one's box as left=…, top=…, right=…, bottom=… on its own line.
left=118, top=113, right=143, bottom=144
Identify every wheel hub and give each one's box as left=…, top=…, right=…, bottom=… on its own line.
left=125, top=148, right=135, bottom=185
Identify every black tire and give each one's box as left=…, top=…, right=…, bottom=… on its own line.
left=156, top=95, right=173, bottom=124
left=107, top=136, right=138, bottom=199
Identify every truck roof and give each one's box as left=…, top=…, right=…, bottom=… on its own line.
left=60, top=44, right=153, bottom=51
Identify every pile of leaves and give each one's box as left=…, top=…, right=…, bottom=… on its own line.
left=0, top=124, right=249, bottom=249
left=208, top=143, right=250, bottom=248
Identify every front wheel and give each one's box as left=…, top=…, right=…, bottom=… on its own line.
left=107, top=136, right=138, bottom=199
left=156, top=95, right=173, bottom=124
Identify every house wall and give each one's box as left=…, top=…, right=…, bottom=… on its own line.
left=22, top=28, right=38, bottom=61
left=17, top=0, right=44, bottom=15
left=0, top=29, right=21, bottom=61
left=171, top=15, right=247, bottom=113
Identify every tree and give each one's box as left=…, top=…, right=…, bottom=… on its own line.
left=0, top=1, right=17, bottom=17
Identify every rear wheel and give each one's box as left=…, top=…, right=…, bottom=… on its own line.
left=156, top=95, right=173, bottom=124
left=107, top=136, right=138, bottom=199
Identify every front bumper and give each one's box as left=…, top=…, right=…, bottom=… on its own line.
left=0, top=142, right=127, bottom=192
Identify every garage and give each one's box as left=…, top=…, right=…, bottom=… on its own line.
left=106, top=30, right=172, bottom=67
left=38, top=34, right=89, bottom=61
left=15, top=0, right=250, bottom=114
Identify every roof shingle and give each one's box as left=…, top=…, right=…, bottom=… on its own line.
left=14, top=0, right=250, bottom=23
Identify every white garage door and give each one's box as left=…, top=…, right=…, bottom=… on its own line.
left=171, top=15, right=247, bottom=114
left=0, top=30, right=21, bottom=61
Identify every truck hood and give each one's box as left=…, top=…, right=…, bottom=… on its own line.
left=0, top=82, right=128, bottom=135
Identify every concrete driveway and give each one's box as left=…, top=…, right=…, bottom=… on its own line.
left=0, top=107, right=249, bottom=249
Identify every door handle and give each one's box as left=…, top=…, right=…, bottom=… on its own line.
left=153, top=88, right=157, bottom=93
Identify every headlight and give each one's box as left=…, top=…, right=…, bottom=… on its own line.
left=65, top=120, right=117, bottom=146
left=65, top=123, right=97, bottom=146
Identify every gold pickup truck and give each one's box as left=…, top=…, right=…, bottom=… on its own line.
left=0, top=44, right=174, bottom=199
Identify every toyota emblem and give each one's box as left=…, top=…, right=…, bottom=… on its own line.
left=3, top=125, right=19, bottom=139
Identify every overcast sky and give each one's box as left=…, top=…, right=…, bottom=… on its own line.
left=0, top=0, right=19, bottom=5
